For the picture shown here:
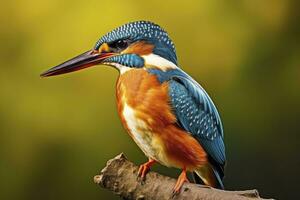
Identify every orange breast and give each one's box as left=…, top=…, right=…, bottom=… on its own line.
left=116, top=69, right=207, bottom=170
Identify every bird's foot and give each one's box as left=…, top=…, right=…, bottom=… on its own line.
left=137, top=159, right=156, bottom=181
left=172, top=169, right=189, bottom=195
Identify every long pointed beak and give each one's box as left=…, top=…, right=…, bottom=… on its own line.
left=40, top=49, right=115, bottom=77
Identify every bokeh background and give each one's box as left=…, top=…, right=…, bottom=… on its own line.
left=1, top=0, right=299, bottom=199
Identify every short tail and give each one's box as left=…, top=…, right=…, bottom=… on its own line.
left=193, top=163, right=224, bottom=189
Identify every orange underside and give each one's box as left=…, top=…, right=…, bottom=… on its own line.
left=116, top=69, right=207, bottom=170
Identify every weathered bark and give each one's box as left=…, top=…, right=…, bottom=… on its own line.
left=94, top=153, right=273, bottom=200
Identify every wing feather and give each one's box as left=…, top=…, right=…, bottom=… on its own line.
left=168, top=75, right=226, bottom=169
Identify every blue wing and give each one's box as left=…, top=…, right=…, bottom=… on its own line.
left=168, top=72, right=226, bottom=171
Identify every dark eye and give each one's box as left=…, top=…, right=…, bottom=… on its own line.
left=115, top=40, right=128, bottom=49
left=109, top=39, right=129, bottom=51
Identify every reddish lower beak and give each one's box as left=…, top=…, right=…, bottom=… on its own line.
left=40, top=50, right=115, bottom=77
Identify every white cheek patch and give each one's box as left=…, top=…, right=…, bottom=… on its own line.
left=142, top=53, right=178, bottom=71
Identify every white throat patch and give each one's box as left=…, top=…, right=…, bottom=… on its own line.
left=103, top=62, right=132, bottom=74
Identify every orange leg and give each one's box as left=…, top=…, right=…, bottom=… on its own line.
left=138, top=158, right=156, bottom=179
left=173, top=168, right=189, bottom=194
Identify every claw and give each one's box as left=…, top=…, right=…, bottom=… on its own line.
left=137, top=159, right=156, bottom=180
left=172, top=168, right=189, bottom=194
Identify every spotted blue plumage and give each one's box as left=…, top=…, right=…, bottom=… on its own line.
left=169, top=81, right=221, bottom=141
left=95, top=21, right=177, bottom=65
left=104, top=54, right=144, bottom=68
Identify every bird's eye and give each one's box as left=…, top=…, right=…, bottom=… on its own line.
left=109, top=39, right=129, bottom=51
left=115, top=40, right=128, bottom=49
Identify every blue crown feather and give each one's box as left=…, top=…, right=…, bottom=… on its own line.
left=95, top=21, right=178, bottom=65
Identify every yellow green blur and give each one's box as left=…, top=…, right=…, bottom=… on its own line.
left=0, top=0, right=299, bottom=199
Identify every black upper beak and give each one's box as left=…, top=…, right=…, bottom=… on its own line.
left=40, top=49, right=115, bottom=77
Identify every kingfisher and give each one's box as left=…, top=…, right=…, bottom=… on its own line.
left=41, top=21, right=226, bottom=193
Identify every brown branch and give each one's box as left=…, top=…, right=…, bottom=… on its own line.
left=94, top=153, right=274, bottom=200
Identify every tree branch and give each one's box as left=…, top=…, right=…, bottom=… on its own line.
left=94, top=153, right=273, bottom=200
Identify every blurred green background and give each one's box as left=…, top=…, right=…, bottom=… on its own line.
left=1, top=0, right=299, bottom=199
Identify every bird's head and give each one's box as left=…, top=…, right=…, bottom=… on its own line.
left=41, top=21, right=178, bottom=77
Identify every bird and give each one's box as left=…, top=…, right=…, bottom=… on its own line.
left=41, top=21, right=226, bottom=193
